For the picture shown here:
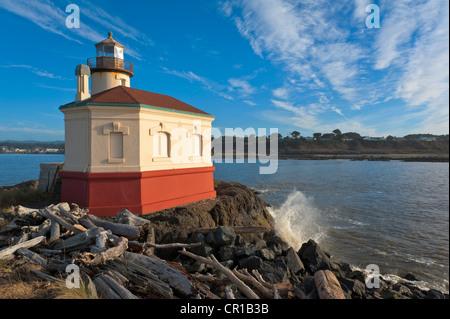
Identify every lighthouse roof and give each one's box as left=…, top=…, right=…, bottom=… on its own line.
left=60, top=86, right=214, bottom=118
left=95, top=31, right=126, bottom=49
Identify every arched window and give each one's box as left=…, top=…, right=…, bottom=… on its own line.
left=153, top=132, right=170, bottom=158
left=192, top=134, right=202, bottom=157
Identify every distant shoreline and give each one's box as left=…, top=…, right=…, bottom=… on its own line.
left=277, top=153, right=449, bottom=162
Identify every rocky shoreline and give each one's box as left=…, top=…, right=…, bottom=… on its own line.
left=0, top=180, right=448, bottom=299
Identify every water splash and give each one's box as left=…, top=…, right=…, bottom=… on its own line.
left=267, top=190, right=325, bottom=250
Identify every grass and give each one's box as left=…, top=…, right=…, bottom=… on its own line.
left=0, top=180, right=51, bottom=211
left=0, top=260, right=95, bottom=299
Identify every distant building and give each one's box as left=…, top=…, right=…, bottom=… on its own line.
left=418, top=136, right=437, bottom=141
left=363, top=136, right=386, bottom=141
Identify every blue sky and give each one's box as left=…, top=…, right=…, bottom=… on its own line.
left=0, top=0, right=448, bottom=141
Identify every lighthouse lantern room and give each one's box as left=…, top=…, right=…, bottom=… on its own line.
left=59, top=32, right=216, bottom=216
left=87, top=31, right=133, bottom=95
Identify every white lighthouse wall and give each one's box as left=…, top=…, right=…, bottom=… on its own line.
left=91, top=72, right=130, bottom=95
left=62, top=105, right=214, bottom=173
left=63, top=110, right=90, bottom=172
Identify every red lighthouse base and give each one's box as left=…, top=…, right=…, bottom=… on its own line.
left=59, top=166, right=216, bottom=216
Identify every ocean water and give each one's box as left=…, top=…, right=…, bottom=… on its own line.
left=214, top=160, right=449, bottom=293
left=0, top=155, right=448, bottom=292
left=0, top=154, right=65, bottom=187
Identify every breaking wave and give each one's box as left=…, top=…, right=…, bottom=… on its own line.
left=267, top=190, right=325, bottom=250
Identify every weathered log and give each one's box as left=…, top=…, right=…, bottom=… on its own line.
left=41, top=208, right=85, bottom=235
left=96, top=274, right=138, bottom=299
left=52, top=228, right=100, bottom=252
left=225, top=285, right=236, bottom=299
left=116, top=209, right=150, bottom=227
left=85, top=214, right=141, bottom=240
left=31, top=269, right=61, bottom=282
left=145, top=242, right=201, bottom=250
left=93, top=275, right=121, bottom=299
left=14, top=205, right=39, bottom=217
left=124, top=251, right=193, bottom=296
left=233, top=268, right=273, bottom=299
left=273, top=282, right=294, bottom=298
left=49, top=220, right=60, bottom=243
left=76, top=237, right=128, bottom=266
left=78, top=216, right=97, bottom=230
left=314, top=270, right=346, bottom=299
left=54, top=203, right=78, bottom=224
left=180, top=249, right=260, bottom=299
left=104, top=259, right=174, bottom=298
left=0, top=236, right=45, bottom=259
left=16, top=248, right=47, bottom=266
left=95, top=230, right=110, bottom=252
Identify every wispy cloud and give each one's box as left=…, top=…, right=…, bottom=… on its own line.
left=0, top=0, right=147, bottom=60
left=1, top=64, right=66, bottom=80
left=221, top=0, right=449, bottom=134
left=162, top=67, right=234, bottom=100
left=228, top=78, right=256, bottom=97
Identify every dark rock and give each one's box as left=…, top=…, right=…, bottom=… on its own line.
left=219, top=246, right=238, bottom=262
left=238, top=256, right=263, bottom=271
left=259, top=261, right=289, bottom=284
left=306, top=288, right=319, bottom=299
left=426, top=289, right=445, bottom=299
left=187, top=233, right=214, bottom=257
left=297, top=239, right=334, bottom=273
left=403, top=273, right=418, bottom=281
left=338, top=277, right=366, bottom=298
left=284, top=247, right=305, bottom=275
left=266, top=236, right=290, bottom=255
left=393, top=283, right=412, bottom=297
left=411, top=288, right=427, bottom=299
left=295, top=275, right=316, bottom=295
left=379, top=289, right=401, bottom=299
left=234, top=235, right=247, bottom=247
left=140, top=181, right=274, bottom=244
left=206, top=226, right=237, bottom=247
left=235, top=247, right=255, bottom=259
left=348, top=270, right=366, bottom=283
left=253, top=239, right=267, bottom=250
left=257, top=248, right=276, bottom=261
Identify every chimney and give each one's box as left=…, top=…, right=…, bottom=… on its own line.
left=75, top=64, right=91, bottom=101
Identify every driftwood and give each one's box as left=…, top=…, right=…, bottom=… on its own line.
left=124, top=251, right=194, bottom=296
left=224, top=285, right=236, bottom=299
left=233, top=268, right=274, bottom=299
left=41, top=208, right=86, bottom=235
left=49, top=220, right=60, bottom=243
left=16, top=248, right=47, bottom=266
left=52, top=228, right=101, bottom=252
left=314, top=270, right=346, bottom=299
left=76, top=237, right=128, bottom=266
left=94, top=274, right=138, bottom=299
left=0, top=236, right=45, bottom=259
left=116, top=209, right=150, bottom=227
left=104, top=258, right=174, bottom=298
left=180, top=249, right=260, bottom=299
left=84, top=214, right=141, bottom=240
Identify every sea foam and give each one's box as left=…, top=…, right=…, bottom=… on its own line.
left=267, top=190, right=325, bottom=250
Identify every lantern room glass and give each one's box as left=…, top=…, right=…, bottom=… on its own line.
left=97, top=45, right=124, bottom=60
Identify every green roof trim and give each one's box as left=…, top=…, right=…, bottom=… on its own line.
left=59, top=101, right=215, bottom=119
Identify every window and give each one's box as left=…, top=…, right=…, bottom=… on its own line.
left=110, top=132, right=123, bottom=159
left=153, top=132, right=170, bottom=158
left=120, top=79, right=126, bottom=86
left=192, top=134, right=202, bottom=157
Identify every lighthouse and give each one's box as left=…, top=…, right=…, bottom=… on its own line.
left=59, top=32, right=216, bottom=216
